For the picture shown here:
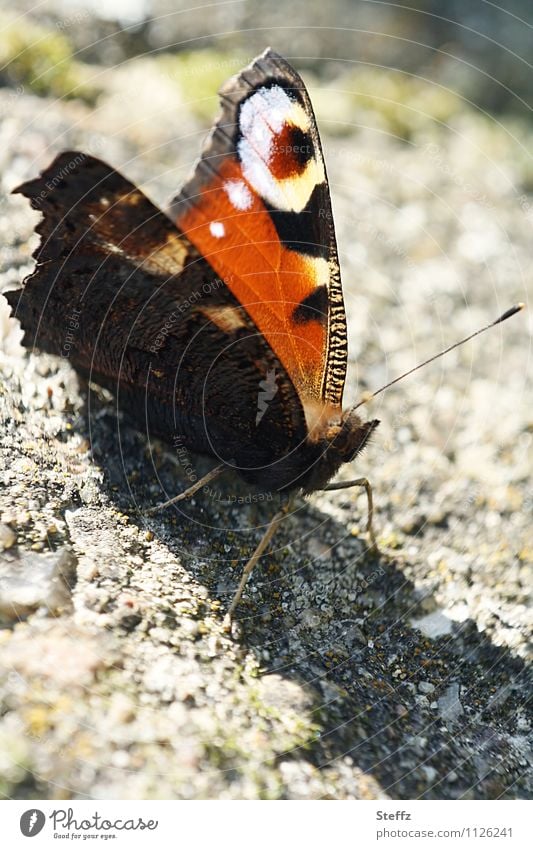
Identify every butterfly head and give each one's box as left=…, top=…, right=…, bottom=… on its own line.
left=334, top=410, right=380, bottom=463
left=298, top=410, right=379, bottom=494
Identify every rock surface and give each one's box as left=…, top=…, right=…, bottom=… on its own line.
left=0, top=31, right=531, bottom=800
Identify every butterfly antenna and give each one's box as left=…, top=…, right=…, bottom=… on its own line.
left=351, top=303, right=525, bottom=412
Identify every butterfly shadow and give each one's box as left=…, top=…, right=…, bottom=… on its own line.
left=84, top=389, right=529, bottom=801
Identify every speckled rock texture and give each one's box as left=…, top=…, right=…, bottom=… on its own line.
left=0, top=28, right=531, bottom=800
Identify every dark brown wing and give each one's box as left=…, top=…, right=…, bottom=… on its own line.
left=5, top=152, right=308, bottom=482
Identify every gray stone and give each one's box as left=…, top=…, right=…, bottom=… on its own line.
left=0, top=523, right=16, bottom=550
left=0, top=547, right=76, bottom=622
left=438, top=683, right=465, bottom=724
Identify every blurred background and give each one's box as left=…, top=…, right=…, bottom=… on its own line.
left=1, top=0, right=533, bottom=114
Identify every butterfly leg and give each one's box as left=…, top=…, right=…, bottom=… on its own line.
left=322, top=477, right=377, bottom=551
left=224, top=495, right=291, bottom=628
left=145, top=463, right=225, bottom=515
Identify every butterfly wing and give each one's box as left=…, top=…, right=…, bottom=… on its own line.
left=169, top=48, right=348, bottom=427
left=6, top=152, right=308, bottom=483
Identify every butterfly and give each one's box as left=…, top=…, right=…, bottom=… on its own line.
left=7, top=49, right=379, bottom=619
left=9, top=48, right=521, bottom=623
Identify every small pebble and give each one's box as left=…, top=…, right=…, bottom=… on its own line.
left=0, top=523, right=16, bottom=550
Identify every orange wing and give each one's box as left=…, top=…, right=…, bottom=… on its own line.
left=170, top=49, right=348, bottom=424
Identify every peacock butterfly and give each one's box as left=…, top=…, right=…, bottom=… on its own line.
left=5, top=49, right=522, bottom=622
